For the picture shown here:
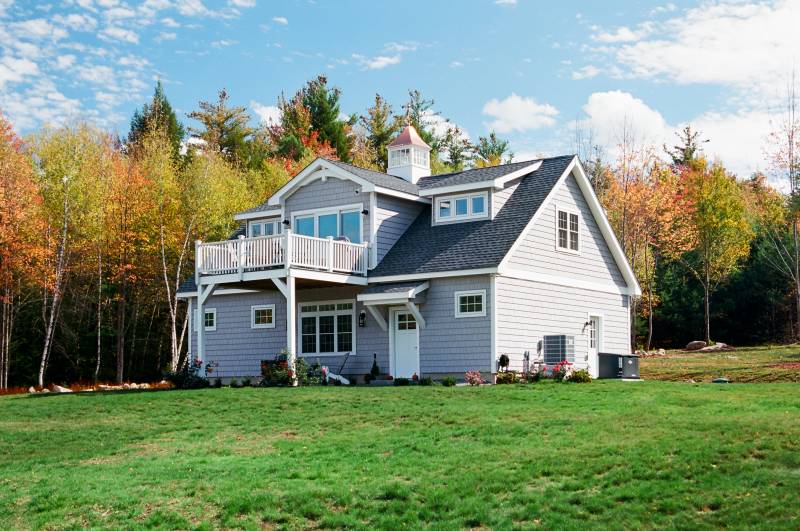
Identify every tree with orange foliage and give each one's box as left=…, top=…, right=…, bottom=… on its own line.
left=0, top=115, right=45, bottom=389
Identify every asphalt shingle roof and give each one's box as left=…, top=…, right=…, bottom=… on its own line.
left=415, top=159, right=541, bottom=191
left=361, top=281, right=428, bottom=295
left=370, top=155, right=575, bottom=277
left=325, top=159, right=420, bottom=195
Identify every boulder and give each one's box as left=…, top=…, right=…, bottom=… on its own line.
left=700, top=342, right=733, bottom=352
left=140, top=383, right=150, bottom=389
left=52, top=384, right=72, bottom=393
left=28, top=386, right=36, bottom=394
left=657, top=348, right=666, bottom=356
left=686, top=341, right=707, bottom=351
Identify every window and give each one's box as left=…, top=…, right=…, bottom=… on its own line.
left=543, top=335, right=575, bottom=364
left=292, top=206, right=362, bottom=243
left=299, top=300, right=355, bottom=355
left=249, top=219, right=281, bottom=238
left=194, top=308, right=216, bottom=331
left=251, top=305, right=275, bottom=329
left=556, top=209, right=579, bottom=252
left=397, top=313, right=416, bottom=330
left=413, top=148, right=429, bottom=167
left=454, top=290, right=486, bottom=318
left=435, top=192, right=489, bottom=222
left=389, top=148, right=411, bottom=167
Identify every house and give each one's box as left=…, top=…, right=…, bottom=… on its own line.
left=177, top=125, right=640, bottom=382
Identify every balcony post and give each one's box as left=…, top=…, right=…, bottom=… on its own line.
left=237, top=234, right=245, bottom=281
left=327, top=236, right=334, bottom=272
left=284, top=229, right=293, bottom=271
left=362, top=243, right=369, bottom=276
left=194, top=239, right=202, bottom=287
left=286, top=273, right=297, bottom=386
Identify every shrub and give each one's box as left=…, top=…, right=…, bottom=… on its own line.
left=370, top=354, right=381, bottom=379
left=394, top=377, right=410, bottom=386
left=441, top=376, right=457, bottom=387
left=260, top=351, right=292, bottom=387
left=212, top=378, right=223, bottom=388
left=164, top=358, right=210, bottom=390
left=526, top=365, right=546, bottom=383
left=567, top=369, right=592, bottom=383
left=229, top=378, right=240, bottom=388
left=495, top=371, right=518, bottom=385
left=419, top=377, right=433, bottom=386
left=241, top=377, right=252, bottom=387
left=465, top=371, right=484, bottom=386
left=364, top=373, right=373, bottom=384
left=551, top=361, right=573, bottom=382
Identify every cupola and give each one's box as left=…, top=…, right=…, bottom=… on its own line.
left=387, top=125, right=431, bottom=183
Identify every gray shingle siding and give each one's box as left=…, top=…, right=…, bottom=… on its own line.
left=375, top=194, right=424, bottom=263
left=419, top=275, right=491, bottom=374
left=507, top=173, right=626, bottom=286
left=495, top=275, right=630, bottom=371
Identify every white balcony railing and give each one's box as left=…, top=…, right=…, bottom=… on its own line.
left=196, top=230, right=369, bottom=278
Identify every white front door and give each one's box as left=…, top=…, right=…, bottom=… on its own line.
left=588, top=315, right=601, bottom=378
left=392, top=310, right=419, bottom=378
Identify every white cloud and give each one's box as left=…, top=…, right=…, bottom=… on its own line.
left=229, top=0, right=256, bottom=6
left=161, top=17, right=180, bottom=27
left=494, top=0, right=517, bottom=5
left=176, top=0, right=212, bottom=17
left=272, top=16, right=288, bottom=25
left=592, top=22, right=653, bottom=43
left=423, top=110, right=470, bottom=142
left=571, top=65, right=599, bottom=80
left=450, top=61, right=463, bottom=68
left=53, top=13, right=98, bottom=31
left=0, top=79, right=82, bottom=130
left=251, top=101, right=281, bottom=124
left=352, top=53, right=401, bottom=70
left=118, top=55, right=149, bottom=68
left=99, top=26, right=139, bottom=44
left=581, top=90, right=670, bottom=149
left=482, top=93, right=559, bottom=133
left=385, top=41, right=418, bottom=53
left=103, top=6, right=136, bottom=20
left=77, top=64, right=115, bottom=84
left=55, top=54, right=76, bottom=69
left=156, top=31, right=177, bottom=42
left=12, top=18, right=68, bottom=40
left=0, top=56, right=39, bottom=89
left=211, top=39, right=236, bottom=48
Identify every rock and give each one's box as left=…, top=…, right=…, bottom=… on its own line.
left=657, top=348, right=666, bottom=356
left=52, top=384, right=72, bottom=393
left=129, top=383, right=139, bottom=390
left=712, top=377, right=730, bottom=384
left=28, top=386, right=36, bottom=394
left=122, top=383, right=131, bottom=390
left=140, top=383, right=150, bottom=389
left=700, top=342, right=733, bottom=352
left=41, top=388, right=49, bottom=393
left=686, top=341, right=707, bottom=351
left=98, top=384, right=123, bottom=391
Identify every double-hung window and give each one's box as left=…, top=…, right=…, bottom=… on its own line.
left=454, top=290, right=486, bottom=318
left=249, top=219, right=281, bottom=238
left=556, top=208, right=580, bottom=252
left=299, top=301, right=354, bottom=355
left=435, top=192, right=488, bottom=222
left=293, top=206, right=362, bottom=243
left=251, top=305, right=275, bottom=329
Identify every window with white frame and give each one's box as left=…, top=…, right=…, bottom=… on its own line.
left=293, top=206, right=362, bottom=243
left=299, top=301, right=354, bottom=355
left=251, top=305, right=275, bottom=329
left=556, top=209, right=580, bottom=252
left=249, top=219, right=281, bottom=238
left=436, top=192, right=488, bottom=222
left=389, top=148, right=411, bottom=167
left=454, top=290, right=486, bottom=318
left=194, top=308, right=217, bottom=331
left=413, top=148, right=429, bottom=167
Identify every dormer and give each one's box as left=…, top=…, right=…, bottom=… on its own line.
left=387, top=125, right=431, bottom=184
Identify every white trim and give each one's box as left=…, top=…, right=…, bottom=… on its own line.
left=291, top=203, right=364, bottom=242
left=417, top=161, right=541, bottom=197
left=389, top=306, right=420, bottom=378
left=490, top=275, right=497, bottom=374
left=196, top=307, right=216, bottom=331
left=365, top=304, right=388, bottom=331
left=271, top=278, right=288, bottom=298
left=454, top=289, right=487, bottom=318
left=497, top=156, right=641, bottom=296
left=368, top=267, right=497, bottom=284
left=404, top=301, right=426, bottom=328
left=297, top=299, right=356, bottom=357
left=374, top=187, right=430, bottom=204
left=251, top=304, right=276, bottom=329
left=247, top=218, right=282, bottom=238
left=234, top=210, right=281, bottom=221
left=369, top=191, right=378, bottom=268
left=554, top=204, right=581, bottom=255
left=292, top=269, right=369, bottom=285
left=269, top=161, right=376, bottom=205
left=586, top=312, right=604, bottom=378
left=434, top=191, right=489, bottom=223
left=499, top=268, right=634, bottom=296
left=356, top=281, right=430, bottom=302
left=178, top=287, right=263, bottom=299
left=198, top=268, right=368, bottom=286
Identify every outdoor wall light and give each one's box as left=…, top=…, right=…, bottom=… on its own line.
left=359, top=310, right=366, bottom=327
left=361, top=209, right=369, bottom=216
left=282, top=219, right=291, bottom=227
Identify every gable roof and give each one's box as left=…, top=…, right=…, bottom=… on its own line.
left=325, top=159, right=420, bottom=195
left=370, top=155, right=575, bottom=278
left=416, top=160, right=541, bottom=191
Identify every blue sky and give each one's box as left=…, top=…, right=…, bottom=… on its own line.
left=1, top=0, right=798, bottom=177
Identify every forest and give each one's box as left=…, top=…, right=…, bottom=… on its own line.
left=0, top=74, right=798, bottom=389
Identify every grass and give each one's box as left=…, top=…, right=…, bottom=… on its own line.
left=640, top=344, right=800, bottom=383
left=1, top=382, right=799, bottom=529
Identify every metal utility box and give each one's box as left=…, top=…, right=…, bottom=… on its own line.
left=597, top=353, right=640, bottom=379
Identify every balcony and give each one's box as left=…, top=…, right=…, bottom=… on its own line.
left=196, top=231, right=369, bottom=280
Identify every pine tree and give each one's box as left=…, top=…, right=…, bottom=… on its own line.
left=664, top=125, right=707, bottom=167
left=188, top=89, right=253, bottom=163
left=301, top=76, right=353, bottom=162
left=402, top=89, right=438, bottom=147
left=127, top=81, right=185, bottom=161
left=360, top=94, right=401, bottom=169
left=474, top=132, right=512, bottom=167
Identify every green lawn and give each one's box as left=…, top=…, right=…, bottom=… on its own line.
left=640, top=344, right=800, bottom=383
left=1, top=383, right=799, bottom=529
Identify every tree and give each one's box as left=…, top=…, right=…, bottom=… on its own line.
left=402, top=90, right=438, bottom=147
left=0, top=115, right=44, bottom=389
left=439, top=126, right=472, bottom=172
left=659, top=160, right=754, bottom=343
left=474, top=132, right=512, bottom=167
left=664, top=125, right=707, bottom=167
left=269, top=93, right=337, bottom=168
left=301, top=75, right=353, bottom=162
left=127, top=81, right=185, bottom=161
left=188, top=89, right=253, bottom=163
left=360, top=94, right=401, bottom=169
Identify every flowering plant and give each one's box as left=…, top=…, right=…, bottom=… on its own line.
left=527, top=364, right=547, bottom=382
left=551, top=360, right=573, bottom=382
left=465, top=371, right=484, bottom=386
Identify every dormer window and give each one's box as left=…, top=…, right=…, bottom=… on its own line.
left=556, top=208, right=580, bottom=252
left=435, top=192, right=489, bottom=223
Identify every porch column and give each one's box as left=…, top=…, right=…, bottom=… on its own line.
left=285, top=273, right=297, bottom=385
left=196, top=283, right=216, bottom=365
